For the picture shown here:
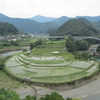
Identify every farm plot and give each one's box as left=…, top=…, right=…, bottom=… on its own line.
left=69, top=61, right=93, bottom=69
left=5, top=49, right=99, bottom=84
left=6, top=56, right=21, bottom=67
left=8, top=66, right=26, bottom=74
left=86, top=66, right=97, bottom=73
left=20, top=54, right=66, bottom=64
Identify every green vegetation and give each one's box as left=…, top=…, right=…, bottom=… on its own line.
left=65, top=36, right=90, bottom=53
left=0, top=70, right=22, bottom=88
left=0, top=56, right=11, bottom=70
left=38, top=92, right=81, bottom=100
left=0, top=22, right=19, bottom=35
left=74, top=52, right=92, bottom=60
left=0, top=56, right=22, bottom=88
left=30, top=38, right=43, bottom=49
left=5, top=41, right=99, bottom=84
left=0, top=87, right=21, bottom=100
left=0, top=88, right=81, bottom=100
left=50, top=19, right=99, bottom=36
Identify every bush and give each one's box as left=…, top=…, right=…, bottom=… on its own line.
left=0, top=87, right=21, bottom=100
left=23, top=49, right=27, bottom=52
left=0, top=61, right=4, bottom=70
left=0, top=56, right=12, bottom=70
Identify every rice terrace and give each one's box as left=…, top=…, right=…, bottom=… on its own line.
left=5, top=41, right=99, bottom=86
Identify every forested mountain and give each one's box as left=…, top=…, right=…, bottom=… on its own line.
left=29, top=15, right=57, bottom=23
left=0, top=13, right=100, bottom=34
left=75, top=16, right=100, bottom=22
left=0, top=22, right=19, bottom=35
left=79, top=17, right=100, bottom=32
left=97, top=20, right=100, bottom=31
left=52, top=16, right=72, bottom=26
left=0, top=13, right=58, bottom=34
left=50, top=19, right=99, bottom=36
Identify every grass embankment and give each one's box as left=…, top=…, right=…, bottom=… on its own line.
left=0, top=70, right=22, bottom=88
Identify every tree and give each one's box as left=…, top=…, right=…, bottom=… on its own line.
left=22, top=95, right=36, bottom=100
left=66, top=98, right=73, bottom=100
left=65, top=37, right=77, bottom=52
left=82, top=52, right=92, bottom=60
left=39, top=92, right=64, bottom=100
left=76, top=40, right=89, bottom=51
left=0, top=88, right=21, bottom=100
left=30, top=38, right=42, bottom=50
left=0, top=61, right=4, bottom=70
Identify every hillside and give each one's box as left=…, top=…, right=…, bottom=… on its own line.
left=79, top=17, right=100, bottom=32
left=0, top=13, right=58, bottom=34
left=0, top=22, right=19, bottom=35
left=50, top=19, right=99, bottom=36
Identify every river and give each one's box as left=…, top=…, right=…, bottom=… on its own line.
left=0, top=50, right=23, bottom=57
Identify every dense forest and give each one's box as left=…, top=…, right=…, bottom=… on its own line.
left=50, top=19, right=99, bottom=36
left=0, top=22, right=19, bottom=35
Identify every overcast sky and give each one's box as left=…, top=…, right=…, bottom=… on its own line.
left=0, top=0, right=100, bottom=18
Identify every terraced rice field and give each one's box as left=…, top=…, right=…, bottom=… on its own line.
left=5, top=48, right=99, bottom=83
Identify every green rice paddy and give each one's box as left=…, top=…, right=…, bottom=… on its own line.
left=5, top=44, right=99, bottom=83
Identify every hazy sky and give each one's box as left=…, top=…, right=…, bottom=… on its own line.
left=0, top=0, right=100, bottom=18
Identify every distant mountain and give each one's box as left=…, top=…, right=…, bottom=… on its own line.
left=79, top=17, right=100, bottom=32
left=1, top=13, right=100, bottom=35
left=29, top=15, right=57, bottom=23
left=50, top=19, right=99, bottom=36
left=52, top=16, right=72, bottom=26
left=76, top=16, right=100, bottom=22
left=52, top=15, right=100, bottom=26
left=0, top=22, right=19, bottom=35
left=0, top=13, right=58, bottom=34
left=97, top=20, right=100, bottom=31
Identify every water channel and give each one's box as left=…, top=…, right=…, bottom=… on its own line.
left=0, top=50, right=22, bottom=57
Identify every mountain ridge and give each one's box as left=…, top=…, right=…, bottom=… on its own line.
left=50, top=19, right=99, bottom=36
left=0, top=13, right=59, bottom=34
left=29, top=15, right=57, bottom=23
left=0, top=13, right=100, bottom=34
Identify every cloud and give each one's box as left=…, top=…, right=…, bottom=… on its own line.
left=0, top=0, right=100, bottom=18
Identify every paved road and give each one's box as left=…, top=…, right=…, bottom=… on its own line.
left=32, top=74, right=100, bottom=99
